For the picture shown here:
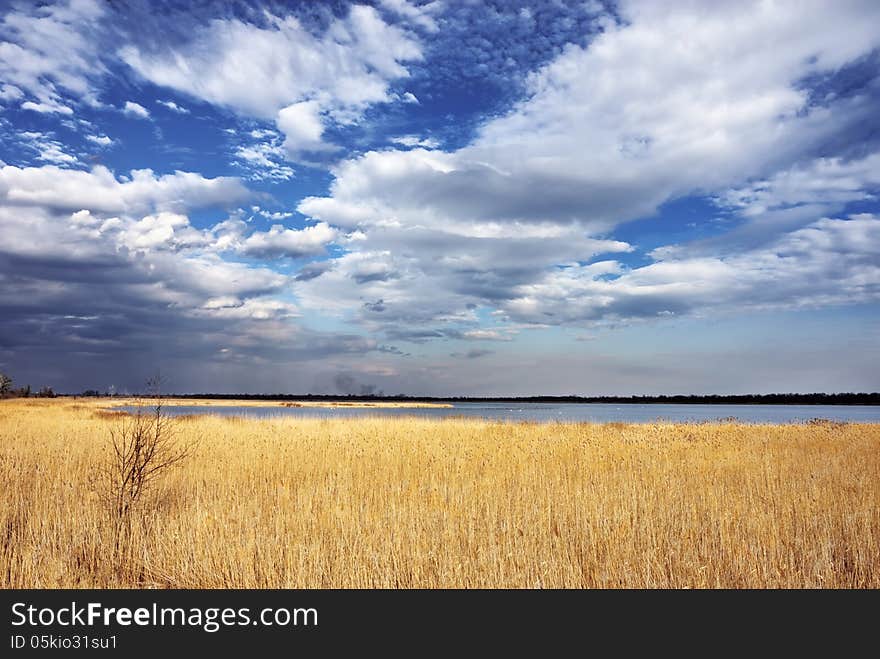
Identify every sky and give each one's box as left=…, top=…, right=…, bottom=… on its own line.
left=0, top=0, right=879, bottom=396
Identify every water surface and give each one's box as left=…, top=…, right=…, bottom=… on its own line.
left=119, top=402, right=880, bottom=424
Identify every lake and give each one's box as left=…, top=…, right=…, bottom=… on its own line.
left=121, top=402, right=880, bottom=424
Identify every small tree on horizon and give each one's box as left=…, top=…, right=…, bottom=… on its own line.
left=0, top=372, right=11, bottom=395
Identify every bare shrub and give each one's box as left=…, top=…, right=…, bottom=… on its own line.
left=96, top=380, right=196, bottom=556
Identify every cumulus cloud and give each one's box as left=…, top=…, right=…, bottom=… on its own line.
left=239, top=222, right=338, bottom=258
left=85, top=134, right=113, bottom=147
left=292, top=0, right=880, bottom=343
left=276, top=100, right=331, bottom=159
left=123, top=100, right=150, bottom=119
left=0, top=202, right=285, bottom=308
left=0, top=163, right=373, bottom=393
left=0, top=164, right=250, bottom=214
left=306, top=1, right=880, bottom=230
left=502, top=215, right=880, bottom=325
left=121, top=5, right=422, bottom=158
left=21, top=100, right=73, bottom=115
left=120, top=211, right=210, bottom=251
left=292, top=220, right=630, bottom=342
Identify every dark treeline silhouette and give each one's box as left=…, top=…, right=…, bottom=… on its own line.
left=106, top=392, right=880, bottom=405
left=0, top=371, right=48, bottom=398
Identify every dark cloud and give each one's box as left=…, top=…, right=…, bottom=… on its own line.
left=333, top=371, right=381, bottom=396
left=451, top=349, right=494, bottom=359
left=293, top=261, right=333, bottom=281
left=352, top=270, right=399, bottom=284
left=363, top=299, right=385, bottom=312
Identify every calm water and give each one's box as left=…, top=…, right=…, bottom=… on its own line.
left=121, top=403, right=880, bottom=424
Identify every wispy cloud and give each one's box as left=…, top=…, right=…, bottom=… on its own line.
left=157, top=99, right=189, bottom=114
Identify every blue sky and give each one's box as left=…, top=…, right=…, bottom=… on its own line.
left=1, top=0, right=879, bottom=395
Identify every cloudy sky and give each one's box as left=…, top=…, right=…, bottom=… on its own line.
left=1, top=0, right=879, bottom=395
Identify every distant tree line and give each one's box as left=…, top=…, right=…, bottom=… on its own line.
left=0, top=371, right=53, bottom=398
left=3, top=371, right=877, bottom=405
left=164, top=392, right=880, bottom=405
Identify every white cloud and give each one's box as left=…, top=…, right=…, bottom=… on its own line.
left=202, top=295, right=243, bottom=310
left=0, top=164, right=250, bottom=215
left=234, top=134, right=295, bottom=182
left=123, top=100, right=150, bottom=119
left=17, top=131, right=79, bottom=166
left=293, top=221, right=630, bottom=331
left=35, top=143, right=77, bottom=165
left=719, top=153, right=880, bottom=218
left=198, top=297, right=299, bottom=320
left=0, top=197, right=288, bottom=318
left=121, top=5, right=422, bottom=157
left=209, top=216, right=248, bottom=251
left=120, top=211, right=209, bottom=251
left=304, top=1, right=880, bottom=232
left=69, top=208, right=96, bottom=226
left=653, top=152, right=880, bottom=260
left=157, top=99, right=189, bottom=114
left=276, top=100, right=330, bottom=157
left=240, top=222, right=338, bottom=258
left=378, top=0, right=442, bottom=33
left=0, top=84, right=23, bottom=101
left=0, top=166, right=357, bottom=387
left=20, top=100, right=74, bottom=115
left=292, top=0, right=880, bottom=341
left=252, top=207, right=294, bottom=221
left=0, top=176, right=343, bottom=362
left=85, top=134, right=113, bottom=147
left=0, top=0, right=106, bottom=109
left=390, top=135, right=439, bottom=148
left=461, top=329, right=515, bottom=341
left=502, top=215, right=880, bottom=325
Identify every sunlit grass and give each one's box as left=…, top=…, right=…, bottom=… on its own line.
left=1, top=398, right=877, bottom=588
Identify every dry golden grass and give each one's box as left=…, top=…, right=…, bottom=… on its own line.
left=1, top=398, right=878, bottom=588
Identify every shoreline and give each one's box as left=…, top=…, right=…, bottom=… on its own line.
left=3, top=398, right=877, bottom=424
left=96, top=397, right=454, bottom=409
left=38, top=393, right=880, bottom=406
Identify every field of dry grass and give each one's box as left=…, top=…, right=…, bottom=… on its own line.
left=1, top=398, right=878, bottom=588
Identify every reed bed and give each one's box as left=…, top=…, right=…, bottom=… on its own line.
left=1, top=398, right=877, bottom=588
